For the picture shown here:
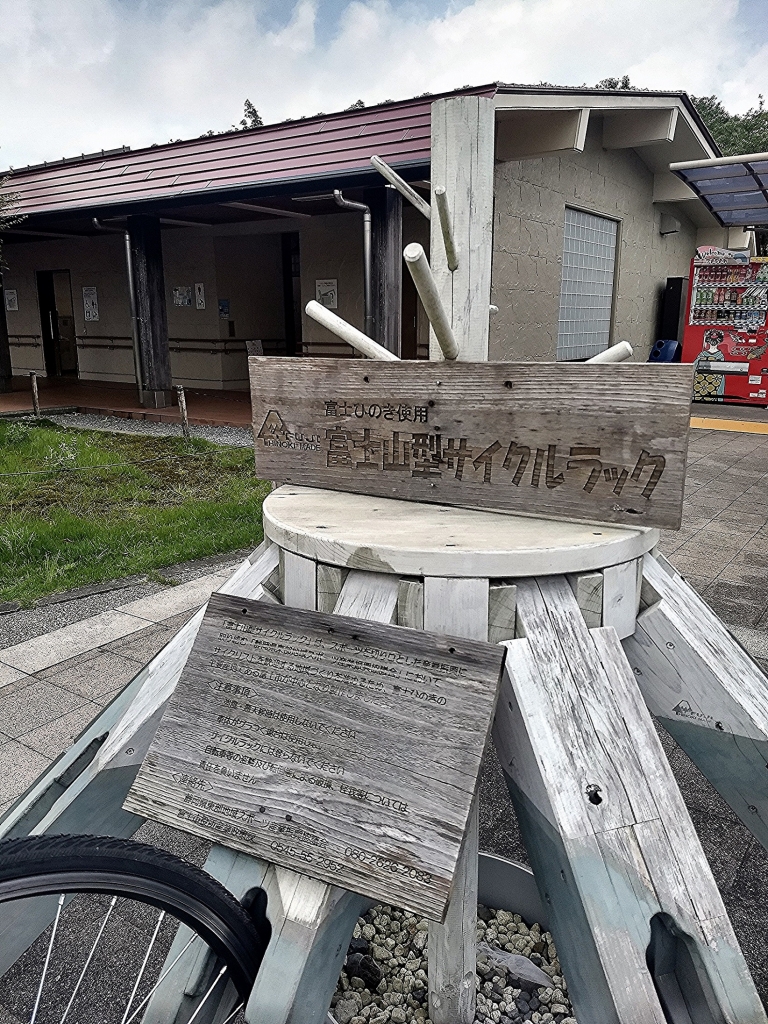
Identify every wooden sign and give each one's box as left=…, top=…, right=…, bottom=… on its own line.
left=125, top=594, right=504, bottom=920
left=249, top=358, right=693, bottom=529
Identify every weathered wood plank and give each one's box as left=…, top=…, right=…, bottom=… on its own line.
left=126, top=593, right=502, bottom=920
left=566, top=571, right=603, bottom=628
left=282, top=550, right=317, bottom=611
left=429, top=95, right=495, bottom=362
left=494, top=589, right=766, bottom=1024
left=424, top=576, right=489, bottom=1024
left=623, top=553, right=768, bottom=851
left=333, top=569, right=398, bottom=622
left=488, top=582, right=517, bottom=644
left=602, top=558, right=640, bottom=639
left=397, top=578, right=424, bottom=629
left=317, top=564, right=347, bottom=613
left=250, top=359, right=693, bottom=529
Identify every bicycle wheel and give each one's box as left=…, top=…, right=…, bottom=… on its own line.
left=0, top=835, right=270, bottom=1024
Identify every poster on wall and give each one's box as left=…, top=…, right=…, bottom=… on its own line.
left=4, top=290, right=18, bottom=312
left=195, top=283, right=205, bottom=309
left=82, top=286, right=99, bottom=322
left=316, top=279, right=338, bottom=309
left=218, top=298, right=230, bottom=319
left=173, top=286, right=193, bottom=307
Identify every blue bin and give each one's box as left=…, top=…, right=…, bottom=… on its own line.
left=648, top=339, right=680, bottom=363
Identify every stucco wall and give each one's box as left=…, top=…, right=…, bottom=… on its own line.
left=299, top=212, right=364, bottom=356
left=490, top=116, right=699, bottom=362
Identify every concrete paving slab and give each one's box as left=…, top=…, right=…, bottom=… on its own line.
left=0, top=741, right=50, bottom=806
left=116, top=569, right=231, bottom=623
left=0, top=680, right=86, bottom=740
left=20, top=701, right=103, bottom=758
left=102, top=622, right=177, bottom=664
left=0, top=664, right=29, bottom=691
left=0, top=610, right=151, bottom=674
left=38, top=650, right=140, bottom=701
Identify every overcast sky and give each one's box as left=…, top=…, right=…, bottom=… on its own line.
left=2, top=0, right=767, bottom=169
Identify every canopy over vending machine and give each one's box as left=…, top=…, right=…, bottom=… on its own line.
left=681, top=246, right=768, bottom=406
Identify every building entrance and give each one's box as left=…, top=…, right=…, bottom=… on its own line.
left=36, top=269, right=78, bottom=376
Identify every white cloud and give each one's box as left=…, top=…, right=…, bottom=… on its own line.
left=0, top=0, right=762, bottom=168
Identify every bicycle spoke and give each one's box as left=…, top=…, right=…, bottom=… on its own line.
left=60, top=896, right=118, bottom=1023
left=121, top=909, right=166, bottom=1024
left=124, top=933, right=200, bottom=1024
left=220, top=1004, right=244, bottom=1024
left=30, top=893, right=65, bottom=1024
left=186, top=965, right=227, bottom=1024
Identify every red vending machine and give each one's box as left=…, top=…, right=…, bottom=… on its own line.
left=682, top=246, right=768, bottom=406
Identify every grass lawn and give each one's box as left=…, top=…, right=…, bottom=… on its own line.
left=0, top=420, right=270, bottom=606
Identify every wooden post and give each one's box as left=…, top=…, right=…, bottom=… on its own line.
left=424, top=575, right=489, bottom=1024
left=403, top=243, right=459, bottom=360
left=0, top=276, right=12, bottom=394
left=429, top=95, right=495, bottom=362
left=369, top=185, right=403, bottom=357
left=175, top=385, right=190, bottom=441
left=29, top=371, right=40, bottom=418
left=127, top=215, right=174, bottom=409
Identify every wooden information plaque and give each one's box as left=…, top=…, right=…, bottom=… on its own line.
left=125, top=594, right=504, bottom=920
left=249, top=358, right=693, bottom=529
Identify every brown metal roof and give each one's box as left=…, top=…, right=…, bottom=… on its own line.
left=7, top=86, right=497, bottom=219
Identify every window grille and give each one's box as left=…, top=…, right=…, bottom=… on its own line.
left=556, top=207, right=618, bottom=360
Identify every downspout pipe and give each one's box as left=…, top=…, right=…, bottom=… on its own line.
left=333, top=190, right=374, bottom=340
left=92, top=217, right=143, bottom=399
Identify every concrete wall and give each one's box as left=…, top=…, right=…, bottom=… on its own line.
left=299, top=212, right=364, bottom=357
left=490, top=115, right=699, bottom=362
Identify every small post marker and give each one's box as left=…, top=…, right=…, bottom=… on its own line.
left=175, top=385, right=190, bottom=441
left=29, top=372, right=40, bottom=418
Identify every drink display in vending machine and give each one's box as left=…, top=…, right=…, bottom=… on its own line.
left=682, top=246, right=768, bottom=406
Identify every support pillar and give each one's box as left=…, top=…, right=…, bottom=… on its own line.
left=0, top=274, right=13, bottom=393
left=429, top=95, right=495, bottom=361
left=369, top=185, right=402, bottom=356
left=127, top=215, right=173, bottom=408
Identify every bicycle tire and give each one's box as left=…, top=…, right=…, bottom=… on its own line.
left=0, top=834, right=270, bottom=999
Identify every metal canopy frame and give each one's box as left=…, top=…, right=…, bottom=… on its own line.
left=671, top=151, right=768, bottom=228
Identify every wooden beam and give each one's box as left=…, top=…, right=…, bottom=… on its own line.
left=498, top=577, right=766, bottom=1023
left=424, top=575, right=489, bottom=1024
left=603, top=108, right=678, bottom=149
left=0, top=275, right=12, bottom=394
left=429, top=95, right=495, bottom=361
left=495, top=108, right=590, bottom=161
left=127, top=214, right=173, bottom=409
left=369, top=186, right=403, bottom=357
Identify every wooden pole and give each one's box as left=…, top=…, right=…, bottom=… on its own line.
left=370, top=156, right=431, bottom=220
left=433, top=188, right=459, bottom=272
left=429, top=96, right=495, bottom=362
left=175, top=385, right=190, bottom=441
left=403, top=243, right=459, bottom=360
left=126, top=215, right=173, bottom=409
left=305, top=301, right=399, bottom=361
left=29, top=371, right=40, bottom=418
left=369, top=185, right=403, bottom=357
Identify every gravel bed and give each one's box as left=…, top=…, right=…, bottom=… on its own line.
left=330, top=903, right=576, bottom=1024
left=45, top=411, right=253, bottom=448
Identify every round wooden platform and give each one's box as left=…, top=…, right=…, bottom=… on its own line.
left=263, top=486, right=659, bottom=577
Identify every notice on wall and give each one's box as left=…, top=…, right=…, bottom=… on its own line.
left=315, top=279, right=338, bottom=309
left=3, top=289, right=18, bottom=312
left=173, top=286, right=192, bottom=307
left=249, top=358, right=694, bottom=530
left=219, top=298, right=231, bottom=319
left=82, top=286, right=99, bottom=322
left=195, top=283, right=206, bottom=310
left=125, top=595, right=504, bottom=920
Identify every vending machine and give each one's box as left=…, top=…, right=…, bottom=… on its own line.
left=681, top=246, right=768, bottom=406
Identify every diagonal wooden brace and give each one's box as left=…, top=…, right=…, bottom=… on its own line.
left=623, top=551, right=768, bottom=851
left=494, top=575, right=765, bottom=1024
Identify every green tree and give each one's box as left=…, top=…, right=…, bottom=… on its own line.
left=235, top=99, right=264, bottom=131
left=691, top=94, right=768, bottom=156
left=0, top=168, right=23, bottom=268
left=595, top=75, right=633, bottom=90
